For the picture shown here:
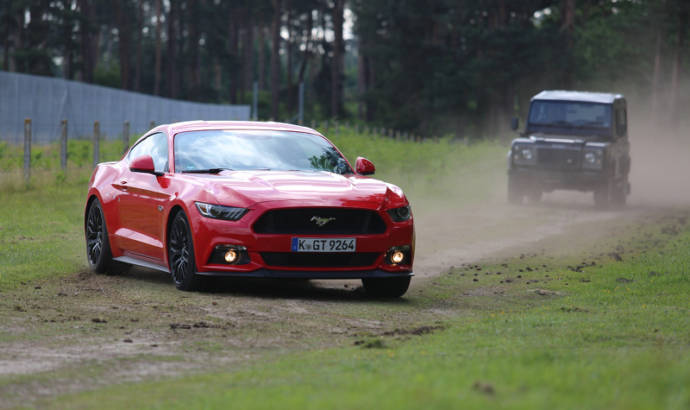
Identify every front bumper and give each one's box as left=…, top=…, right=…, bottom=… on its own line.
left=188, top=201, right=415, bottom=278
left=509, top=166, right=604, bottom=191
left=196, top=268, right=414, bottom=279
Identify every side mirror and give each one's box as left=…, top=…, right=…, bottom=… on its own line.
left=355, top=156, right=375, bottom=176
left=510, top=117, right=519, bottom=131
left=130, top=155, right=162, bottom=176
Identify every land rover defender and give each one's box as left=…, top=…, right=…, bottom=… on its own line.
left=508, top=90, right=631, bottom=207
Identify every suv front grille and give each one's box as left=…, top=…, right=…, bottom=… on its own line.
left=260, top=252, right=380, bottom=268
left=537, top=148, right=581, bottom=170
left=253, top=208, right=386, bottom=235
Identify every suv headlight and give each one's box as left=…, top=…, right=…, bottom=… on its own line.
left=195, top=202, right=248, bottom=221
left=512, top=145, right=537, bottom=165
left=387, top=205, right=411, bottom=222
left=582, top=149, right=604, bottom=170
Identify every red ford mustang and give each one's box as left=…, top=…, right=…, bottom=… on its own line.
left=84, top=121, right=414, bottom=297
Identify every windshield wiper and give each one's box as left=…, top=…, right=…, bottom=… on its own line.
left=181, top=167, right=233, bottom=174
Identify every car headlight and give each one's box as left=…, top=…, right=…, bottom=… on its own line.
left=195, top=202, right=248, bottom=221
left=387, top=205, right=411, bottom=222
left=583, top=149, right=604, bottom=170
left=512, top=145, right=536, bottom=165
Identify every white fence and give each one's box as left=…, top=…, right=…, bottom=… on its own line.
left=0, top=71, right=250, bottom=144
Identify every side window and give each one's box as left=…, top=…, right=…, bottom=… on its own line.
left=128, top=133, right=169, bottom=173
left=615, top=107, right=627, bottom=138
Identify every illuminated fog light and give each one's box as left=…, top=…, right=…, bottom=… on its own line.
left=391, top=250, right=405, bottom=264
left=224, top=249, right=238, bottom=263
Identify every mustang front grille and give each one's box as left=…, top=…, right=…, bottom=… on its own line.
left=252, top=208, right=386, bottom=235
left=260, top=252, right=380, bottom=268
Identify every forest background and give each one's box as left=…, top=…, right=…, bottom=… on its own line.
left=0, top=0, right=687, bottom=138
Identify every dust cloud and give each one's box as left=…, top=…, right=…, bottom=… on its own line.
left=627, top=109, right=690, bottom=208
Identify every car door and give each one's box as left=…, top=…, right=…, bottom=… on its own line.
left=117, top=132, right=171, bottom=264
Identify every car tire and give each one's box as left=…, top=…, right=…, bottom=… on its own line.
left=362, top=277, right=411, bottom=298
left=85, top=198, right=121, bottom=274
left=507, top=175, right=523, bottom=205
left=168, top=211, right=202, bottom=291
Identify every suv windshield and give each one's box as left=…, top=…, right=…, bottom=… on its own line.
left=528, top=101, right=612, bottom=129
left=174, top=130, right=352, bottom=174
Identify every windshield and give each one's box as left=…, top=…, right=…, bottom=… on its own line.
left=173, top=130, right=352, bottom=174
left=528, top=101, right=612, bottom=129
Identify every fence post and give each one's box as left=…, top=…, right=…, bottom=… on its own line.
left=123, top=121, right=130, bottom=154
left=149, top=120, right=156, bottom=129
left=23, top=118, right=31, bottom=184
left=60, top=120, right=68, bottom=172
left=93, top=121, right=100, bottom=167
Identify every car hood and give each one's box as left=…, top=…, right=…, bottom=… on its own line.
left=186, top=170, right=406, bottom=210
left=514, top=134, right=610, bottom=148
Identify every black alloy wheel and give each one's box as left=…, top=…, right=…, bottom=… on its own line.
left=168, top=211, right=201, bottom=291
left=85, top=199, right=117, bottom=274
left=362, top=276, right=411, bottom=298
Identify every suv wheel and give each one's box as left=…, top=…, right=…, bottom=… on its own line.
left=508, top=175, right=523, bottom=205
left=527, top=189, right=542, bottom=203
left=610, top=179, right=628, bottom=208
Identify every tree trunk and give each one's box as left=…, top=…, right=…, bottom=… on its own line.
left=214, top=58, right=222, bottom=100
left=297, top=9, right=313, bottom=84
left=114, top=0, right=131, bottom=90
left=366, top=52, right=376, bottom=122
left=134, top=0, right=143, bottom=92
left=270, top=0, right=281, bottom=120
left=560, top=0, right=576, bottom=88
left=228, top=8, right=239, bottom=104
left=153, top=0, right=162, bottom=95
left=2, top=39, right=8, bottom=72
left=669, top=4, right=688, bottom=126
left=168, top=0, right=181, bottom=99
left=62, top=0, right=74, bottom=79
left=242, top=11, right=255, bottom=102
left=357, top=39, right=366, bottom=121
left=651, top=29, right=662, bottom=122
left=331, top=0, right=344, bottom=118
left=78, top=0, right=96, bottom=82
left=286, top=4, right=293, bottom=98
left=258, top=25, right=266, bottom=90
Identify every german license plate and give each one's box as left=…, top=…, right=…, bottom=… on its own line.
left=291, top=238, right=356, bottom=252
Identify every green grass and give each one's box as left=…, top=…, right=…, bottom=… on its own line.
left=49, top=213, right=690, bottom=409
left=0, top=128, right=506, bottom=289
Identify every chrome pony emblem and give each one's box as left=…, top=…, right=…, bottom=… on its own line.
left=310, top=216, right=336, bottom=227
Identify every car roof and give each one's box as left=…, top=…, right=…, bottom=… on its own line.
left=149, top=120, right=321, bottom=136
left=531, top=90, right=624, bottom=104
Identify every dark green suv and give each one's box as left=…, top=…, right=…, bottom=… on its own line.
left=508, top=90, right=631, bottom=207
